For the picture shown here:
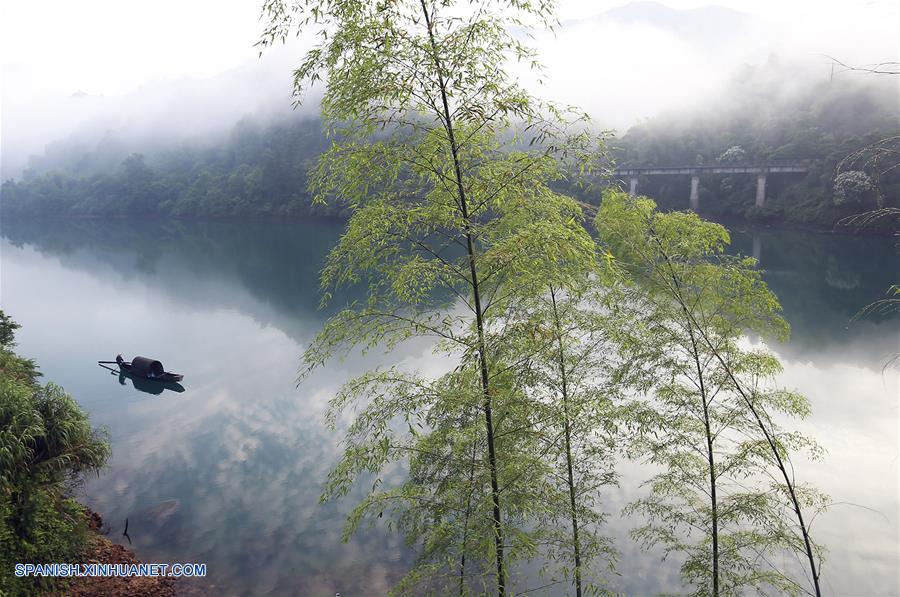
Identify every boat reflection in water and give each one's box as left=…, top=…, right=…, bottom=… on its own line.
left=118, top=370, right=185, bottom=395
left=97, top=362, right=186, bottom=395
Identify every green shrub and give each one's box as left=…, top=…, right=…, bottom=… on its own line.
left=0, top=310, right=110, bottom=595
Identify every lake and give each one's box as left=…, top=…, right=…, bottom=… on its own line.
left=1, top=217, right=897, bottom=595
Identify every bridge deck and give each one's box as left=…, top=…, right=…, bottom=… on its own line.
left=614, top=165, right=807, bottom=176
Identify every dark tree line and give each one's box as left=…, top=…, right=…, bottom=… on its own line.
left=1, top=117, right=336, bottom=219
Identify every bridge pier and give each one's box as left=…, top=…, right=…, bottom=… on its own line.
left=689, top=174, right=700, bottom=210
left=613, top=163, right=805, bottom=209
left=755, top=173, right=767, bottom=207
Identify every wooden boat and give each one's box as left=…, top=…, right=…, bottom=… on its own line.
left=113, top=355, right=184, bottom=382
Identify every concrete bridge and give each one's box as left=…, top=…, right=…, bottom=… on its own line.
left=614, top=163, right=808, bottom=209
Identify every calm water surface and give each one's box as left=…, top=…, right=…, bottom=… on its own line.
left=1, top=218, right=897, bottom=595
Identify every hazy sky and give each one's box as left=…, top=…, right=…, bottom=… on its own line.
left=1, top=0, right=897, bottom=175
left=2, top=0, right=896, bottom=99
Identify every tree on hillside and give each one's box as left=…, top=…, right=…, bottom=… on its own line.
left=717, top=146, right=746, bottom=164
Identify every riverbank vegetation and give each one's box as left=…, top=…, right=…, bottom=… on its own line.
left=258, top=0, right=829, bottom=595
left=0, top=311, right=111, bottom=594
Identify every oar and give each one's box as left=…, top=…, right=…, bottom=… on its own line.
left=98, top=363, right=120, bottom=375
left=98, top=360, right=119, bottom=364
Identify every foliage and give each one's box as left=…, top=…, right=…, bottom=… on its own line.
left=258, top=0, right=612, bottom=594
left=0, top=311, right=111, bottom=594
left=250, top=0, right=836, bottom=593
left=836, top=135, right=900, bottom=209
left=716, top=146, right=746, bottom=164
left=833, top=170, right=875, bottom=206
left=0, top=310, right=22, bottom=347
left=509, top=281, right=624, bottom=596
left=596, top=190, right=827, bottom=596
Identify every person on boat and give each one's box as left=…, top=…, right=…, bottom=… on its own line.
left=116, top=354, right=124, bottom=368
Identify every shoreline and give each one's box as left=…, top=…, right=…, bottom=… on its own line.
left=64, top=509, right=179, bottom=596
left=699, top=212, right=897, bottom=238
left=1, top=210, right=895, bottom=237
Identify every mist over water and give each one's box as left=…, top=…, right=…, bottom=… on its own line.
left=2, top=218, right=896, bottom=595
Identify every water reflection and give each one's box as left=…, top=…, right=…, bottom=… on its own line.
left=1, top=218, right=358, bottom=343
left=97, top=362, right=186, bottom=395
left=2, top=218, right=415, bottom=595
left=730, top=227, right=900, bottom=367
left=117, top=371, right=186, bottom=395
left=6, top=218, right=894, bottom=367
left=1, top=218, right=897, bottom=595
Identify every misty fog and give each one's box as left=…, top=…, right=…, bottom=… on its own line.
left=2, top=0, right=897, bottom=180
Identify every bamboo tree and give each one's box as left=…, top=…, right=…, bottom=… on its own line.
left=537, top=283, right=620, bottom=596
left=259, top=1, right=605, bottom=593
left=550, top=285, right=587, bottom=597
left=493, top=261, right=624, bottom=595
left=596, top=190, right=827, bottom=596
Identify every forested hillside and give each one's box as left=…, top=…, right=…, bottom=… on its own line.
left=2, top=61, right=897, bottom=229
left=612, top=61, right=899, bottom=228
left=1, top=117, right=336, bottom=218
